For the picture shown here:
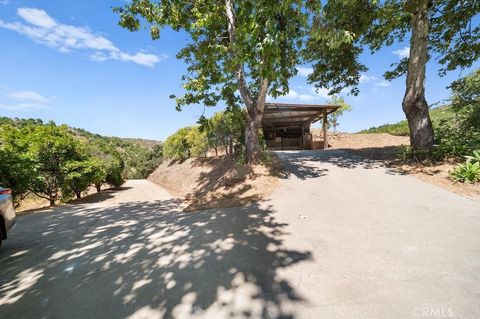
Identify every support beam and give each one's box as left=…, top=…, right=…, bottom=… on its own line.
left=323, top=109, right=328, bottom=149
left=301, top=126, right=304, bottom=150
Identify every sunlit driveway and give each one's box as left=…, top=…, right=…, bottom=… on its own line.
left=1, top=150, right=480, bottom=319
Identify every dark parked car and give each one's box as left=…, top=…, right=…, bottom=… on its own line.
left=0, top=187, right=16, bottom=247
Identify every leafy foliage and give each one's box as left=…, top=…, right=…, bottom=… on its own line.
left=465, top=150, right=480, bottom=164
left=163, top=127, right=198, bottom=160
left=63, top=159, right=103, bottom=199
left=305, top=0, right=480, bottom=151
left=433, top=70, right=480, bottom=160
left=164, top=109, right=246, bottom=161
left=1, top=124, right=86, bottom=205
left=305, top=0, right=480, bottom=93
left=114, top=0, right=319, bottom=162
left=73, top=127, right=162, bottom=179
left=449, top=69, right=480, bottom=133
left=450, top=159, right=480, bottom=183
left=327, top=96, right=352, bottom=132
left=0, top=117, right=161, bottom=206
left=198, top=108, right=246, bottom=156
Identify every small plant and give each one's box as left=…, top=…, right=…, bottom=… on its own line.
left=450, top=160, right=480, bottom=183
left=465, top=149, right=480, bottom=164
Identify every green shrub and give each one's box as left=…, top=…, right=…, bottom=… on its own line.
left=465, top=150, right=480, bottom=164
left=450, top=160, right=480, bottom=183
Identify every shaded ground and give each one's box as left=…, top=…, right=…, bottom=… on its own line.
left=0, top=180, right=309, bottom=319
left=2, top=153, right=480, bottom=318
left=313, top=132, right=479, bottom=200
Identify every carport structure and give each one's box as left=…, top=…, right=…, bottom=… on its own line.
left=262, top=102, right=341, bottom=150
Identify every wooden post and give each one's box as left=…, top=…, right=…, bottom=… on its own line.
left=323, top=110, right=328, bottom=149
left=301, top=126, right=304, bottom=150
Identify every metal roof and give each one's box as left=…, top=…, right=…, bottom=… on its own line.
left=262, top=102, right=341, bottom=129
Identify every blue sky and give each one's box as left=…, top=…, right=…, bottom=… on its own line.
left=0, top=1, right=477, bottom=140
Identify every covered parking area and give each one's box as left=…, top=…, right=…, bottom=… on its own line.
left=262, top=102, right=340, bottom=150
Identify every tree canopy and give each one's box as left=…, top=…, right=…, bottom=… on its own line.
left=0, top=119, right=135, bottom=206
left=114, top=0, right=319, bottom=163
left=305, top=0, right=480, bottom=152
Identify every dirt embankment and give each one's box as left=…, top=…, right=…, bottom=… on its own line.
left=312, top=130, right=410, bottom=159
left=148, top=156, right=281, bottom=211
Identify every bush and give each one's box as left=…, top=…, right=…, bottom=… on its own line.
left=164, top=108, right=246, bottom=161
left=163, top=127, right=198, bottom=160
left=450, top=149, right=480, bottom=183
left=401, top=70, right=480, bottom=161
left=450, top=161, right=480, bottom=183
left=0, top=121, right=128, bottom=206
left=465, top=150, right=480, bottom=164
left=198, top=108, right=246, bottom=156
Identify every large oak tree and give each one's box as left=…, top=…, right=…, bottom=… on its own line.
left=305, top=0, right=480, bottom=152
left=114, top=0, right=318, bottom=163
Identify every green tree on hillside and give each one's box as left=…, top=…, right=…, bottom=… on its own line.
left=63, top=159, right=102, bottom=199
left=0, top=146, right=32, bottom=205
left=2, top=124, right=86, bottom=206
left=163, top=127, right=195, bottom=160
left=327, top=96, right=352, bottom=132
left=305, top=0, right=480, bottom=153
left=85, top=140, right=125, bottom=191
left=187, top=128, right=208, bottom=158
left=199, top=108, right=246, bottom=156
left=449, top=69, right=480, bottom=135
left=114, top=0, right=318, bottom=163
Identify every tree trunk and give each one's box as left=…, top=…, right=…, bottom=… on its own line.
left=403, top=0, right=434, bottom=152
left=75, top=192, right=81, bottom=200
left=49, top=198, right=55, bottom=206
left=225, top=0, right=269, bottom=164
left=245, top=112, right=263, bottom=163
left=95, top=184, right=101, bottom=193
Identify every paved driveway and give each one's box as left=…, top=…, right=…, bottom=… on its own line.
left=1, top=150, right=479, bottom=319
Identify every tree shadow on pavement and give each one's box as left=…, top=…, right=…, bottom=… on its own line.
left=0, top=199, right=311, bottom=319
left=276, top=149, right=405, bottom=177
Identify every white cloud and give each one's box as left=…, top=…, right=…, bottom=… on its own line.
left=7, top=90, right=51, bottom=104
left=1, top=90, right=53, bottom=111
left=358, top=73, right=391, bottom=89
left=17, top=8, right=57, bottom=28
left=311, top=87, right=332, bottom=99
left=283, top=89, right=299, bottom=99
left=297, top=67, right=313, bottom=77
left=373, top=80, right=390, bottom=87
left=0, top=8, right=165, bottom=67
left=269, top=86, right=339, bottom=103
left=298, top=94, right=316, bottom=102
left=359, top=74, right=379, bottom=84
left=393, top=46, right=410, bottom=59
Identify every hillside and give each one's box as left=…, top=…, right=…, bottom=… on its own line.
left=148, top=156, right=280, bottom=211
left=0, top=117, right=162, bottom=179
left=359, top=105, right=455, bottom=135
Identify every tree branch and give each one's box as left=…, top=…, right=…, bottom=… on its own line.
left=257, top=78, right=269, bottom=114
left=225, top=0, right=254, bottom=108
